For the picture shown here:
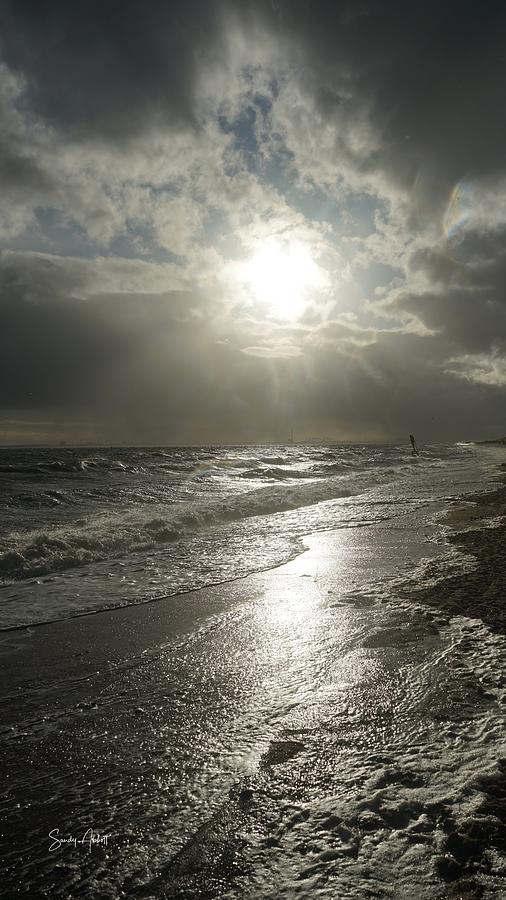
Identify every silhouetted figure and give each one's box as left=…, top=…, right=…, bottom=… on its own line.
left=409, top=434, right=419, bottom=456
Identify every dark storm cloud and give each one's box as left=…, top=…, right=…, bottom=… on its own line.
left=266, top=0, right=506, bottom=191
left=0, top=72, right=57, bottom=219
left=347, top=332, right=505, bottom=438
left=2, top=0, right=505, bottom=191
left=4, top=0, right=503, bottom=176
left=389, top=231, right=506, bottom=354
left=0, top=0, right=229, bottom=138
left=0, top=253, right=215, bottom=410
left=399, top=287, right=506, bottom=355
left=1, top=0, right=505, bottom=203
left=0, top=252, right=288, bottom=442
left=0, top=144, right=49, bottom=196
left=276, top=328, right=503, bottom=441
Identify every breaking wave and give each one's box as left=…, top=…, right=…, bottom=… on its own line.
left=0, top=476, right=359, bottom=580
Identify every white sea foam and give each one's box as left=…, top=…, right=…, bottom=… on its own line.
left=0, top=476, right=361, bottom=581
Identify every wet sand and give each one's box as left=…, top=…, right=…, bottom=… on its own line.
left=1, top=487, right=506, bottom=898
left=0, top=577, right=265, bottom=726
left=408, top=483, right=506, bottom=635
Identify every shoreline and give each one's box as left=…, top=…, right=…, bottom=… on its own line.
left=2, top=479, right=506, bottom=897
left=1, top=472, right=504, bottom=637
left=0, top=552, right=299, bottom=634
left=2, top=480, right=505, bottom=716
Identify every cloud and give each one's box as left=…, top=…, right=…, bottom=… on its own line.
left=241, top=345, right=302, bottom=358
left=0, top=0, right=231, bottom=138
left=381, top=228, right=506, bottom=360
left=263, top=1, right=506, bottom=187
left=0, top=246, right=502, bottom=444
left=446, top=352, right=506, bottom=387
left=1, top=3, right=506, bottom=441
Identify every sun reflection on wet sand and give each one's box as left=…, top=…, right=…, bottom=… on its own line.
left=243, top=530, right=387, bottom=733
left=261, top=574, right=321, bottom=640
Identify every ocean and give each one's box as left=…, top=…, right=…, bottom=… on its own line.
left=0, top=441, right=503, bottom=629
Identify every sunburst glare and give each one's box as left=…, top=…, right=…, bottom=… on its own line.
left=241, top=238, right=327, bottom=319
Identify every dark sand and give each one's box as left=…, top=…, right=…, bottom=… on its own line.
left=406, top=483, right=506, bottom=635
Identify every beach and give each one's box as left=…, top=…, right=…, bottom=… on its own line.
left=5, top=1, right=506, bottom=894
left=4, top=1, right=506, bottom=895
left=1, top=450, right=506, bottom=898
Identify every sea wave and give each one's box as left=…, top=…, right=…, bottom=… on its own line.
left=239, top=466, right=317, bottom=480
left=0, top=456, right=139, bottom=476
left=0, top=475, right=360, bottom=580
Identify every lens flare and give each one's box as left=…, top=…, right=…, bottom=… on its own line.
left=443, top=178, right=473, bottom=241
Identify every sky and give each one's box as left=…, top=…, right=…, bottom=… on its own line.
left=1, top=0, right=506, bottom=445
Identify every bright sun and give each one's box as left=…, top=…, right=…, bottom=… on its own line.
left=241, top=238, right=326, bottom=319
